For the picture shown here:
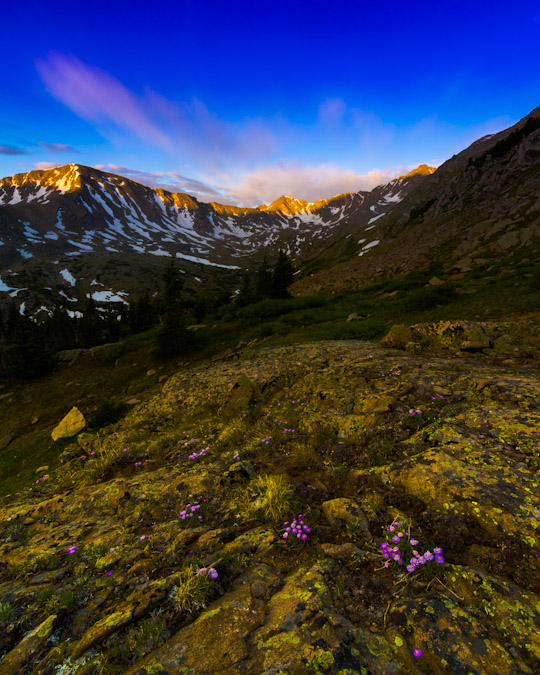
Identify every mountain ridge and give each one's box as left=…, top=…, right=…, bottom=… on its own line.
left=1, top=106, right=540, bottom=315
left=0, top=162, right=430, bottom=313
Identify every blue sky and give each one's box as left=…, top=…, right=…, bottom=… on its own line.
left=1, top=0, right=539, bottom=205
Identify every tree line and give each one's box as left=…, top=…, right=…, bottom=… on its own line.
left=0, top=250, right=295, bottom=379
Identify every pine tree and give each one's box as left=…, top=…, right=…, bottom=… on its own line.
left=128, top=291, right=156, bottom=334
left=5, top=301, right=19, bottom=344
left=155, top=258, right=195, bottom=358
left=79, top=297, right=102, bottom=348
left=5, top=315, right=57, bottom=379
left=193, top=298, right=208, bottom=324
left=163, top=258, right=184, bottom=312
left=235, top=270, right=255, bottom=307
left=271, top=250, right=295, bottom=299
left=103, top=304, right=124, bottom=343
left=44, top=305, right=77, bottom=351
left=255, top=256, right=273, bottom=300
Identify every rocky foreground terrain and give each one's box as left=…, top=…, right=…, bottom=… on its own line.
left=1, top=324, right=540, bottom=674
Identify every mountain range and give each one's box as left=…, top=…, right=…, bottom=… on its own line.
left=0, top=106, right=539, bottom=315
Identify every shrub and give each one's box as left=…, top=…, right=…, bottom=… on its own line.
left=93, top=341, right=125, bottom=364
left=88, top=398, right=128, bottom=429
left=406, top=198, right=436, bottom=225
left=321, top=319, right=387, bottom=340
left=236, top=296, right=327, bottom=323
left=405, top=285, right=456, bottom=311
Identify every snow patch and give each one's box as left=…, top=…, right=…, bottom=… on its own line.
left=27, top=185, right=51, bottom=202
left=67, top=239, right=94, bottom=251
left=0, top=276, right=14, bottom=291
left=59, top=290, right=77, bottom=302
left=8, top=187, right=22, bottom=205
left=383, top=191, right=402, bottom=203
left=175, top=252, right=240, bottom=269
left=60, top=269, right=76, bottom=286
left=91, top=290, right=129, bottom=304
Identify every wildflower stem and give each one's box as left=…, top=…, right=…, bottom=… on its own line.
left=383, top=599, right=392, bottom=628
left=433, top=576, right=463, bottom=601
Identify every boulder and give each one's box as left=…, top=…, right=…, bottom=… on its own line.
left=380, top=324, right=413, bottom=349
left=0, top=434, right=14, bottom=449
left=220, top=375, right=259, bottom=414
left=219, top=460, right=256, bottom=486
left=77, top=432, right=99, bottom=455
left=0, top=614, right=57, bottom=675
left=51, top=406, right=86, bottom=441
left=322, top=498, right=370, bottom=536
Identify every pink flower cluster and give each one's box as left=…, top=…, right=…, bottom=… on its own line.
left=283, top=515, right=311, bottom=541
left=380, top=521, right=444, bottom=573
left=189, top=447, right=209, bottom=459
left=179, top=501, right=204, bottom=521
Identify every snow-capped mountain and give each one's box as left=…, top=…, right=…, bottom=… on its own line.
left=0, top=163, right=432, bottom=311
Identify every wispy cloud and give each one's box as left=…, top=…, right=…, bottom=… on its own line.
left=36, top=53, right=172, bottom=151
left=37, top=141, right=78, bottom=153
left=96, top=162, right=404, bottom=206
left=34, top=161, right=61, bottom=170
left=224, top=163, right=402, bottom=205
left=35, top=53, right=280, bottom=170
left=34, top=53, right=516, bottom=207
left=98, top=163, right=230, bottom=203
left=318, top=97, right=347, bottom=126
left=0, top=145, right=27, bottom=155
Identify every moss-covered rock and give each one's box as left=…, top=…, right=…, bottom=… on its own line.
left=0, top=614, right=57, bottom=675
left=322, top=498, right=370, bottom=536
left=3, top=340, right=540, bottom=674
left=51, top=406, right=86, bottom=441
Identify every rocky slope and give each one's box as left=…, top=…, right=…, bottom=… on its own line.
left=0, top=330, right=539, bottom=674
left=292, top=108, right=540, bottom=295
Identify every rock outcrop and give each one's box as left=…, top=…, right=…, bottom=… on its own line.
left=1, top=341, right=539, bottom=674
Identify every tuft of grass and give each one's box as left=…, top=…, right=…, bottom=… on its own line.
left=234, top=474, right=292, bottom=523
left=286, top=442, right=319, bottom=471
left=171, top=566, right=215, bottom=613
left=135, top=616, right=166, bottom=652
left=215, top=417, right=251, bottom=451
left=0, top=600, right=14, bottom=621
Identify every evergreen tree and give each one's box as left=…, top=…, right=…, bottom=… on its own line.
left=5, top=315, right=57, bottom=379
left=235, top=270, right=255, bottom=307
left=5, top=301, right=19, bottom=344
left=255, top=256, right=273, bottom=300
left=103, top=304, right=124, bottom=343
left=44, top=306, right=77, bottom=351
left=163, top=258, right=184, bottom=312
left=79, top=297, right=102, bottom=348
left=193, top=298, right=208, bottom=324
left=128, top=291, right=156, bottom=334
left=155, top=306, right=196, bottom=358
left=155, top=258, right=195, bottom=358
left=271, top=250, right=295, bottom=298
left=215, top=287, right=232, bottom=309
